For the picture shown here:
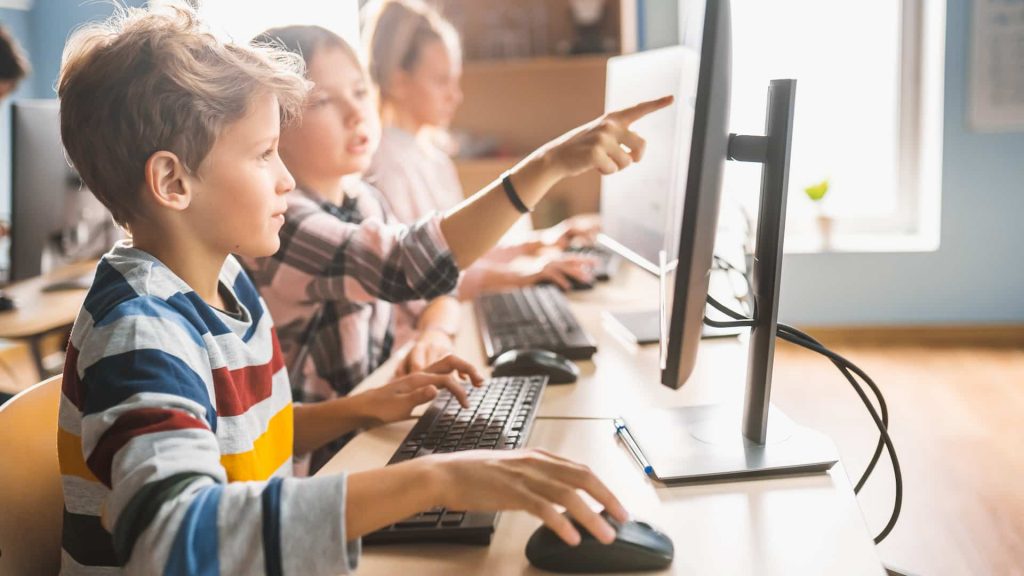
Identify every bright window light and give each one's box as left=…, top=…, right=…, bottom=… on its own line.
left=725, top=0, right=902, bottom=232
left=198, top=0, right=360, bottom=49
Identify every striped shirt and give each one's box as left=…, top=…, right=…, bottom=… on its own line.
left=243, top=181, right=459, bottom=407
left=57, top=241, right=359, bottom=575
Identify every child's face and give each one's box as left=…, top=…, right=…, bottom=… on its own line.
left=188, top=91, right=294, bottom=258
left=280, top=47, right=381, bottom=180
left=398, top=39, right=463, bottom=129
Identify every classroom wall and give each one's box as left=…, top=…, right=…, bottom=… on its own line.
left=0, top=7, right=34, bottom=228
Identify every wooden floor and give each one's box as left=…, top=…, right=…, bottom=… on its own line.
left=3, top=333, right=1022, bottom=574
left=772, top=338, right=1024, bottom=576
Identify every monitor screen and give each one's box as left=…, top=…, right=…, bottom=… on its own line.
left=599, top=46, right=701, bottom=275
left=661, top=0, right=733, bottom=389
left=10, top=100, right=119, bottom=282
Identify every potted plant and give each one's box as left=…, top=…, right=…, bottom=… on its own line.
left=804, top=178, right=833, bottom=250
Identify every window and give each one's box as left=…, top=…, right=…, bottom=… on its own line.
left=721, top=0, right=945, bottom=252
left=197, top=0, right=359, bottom=49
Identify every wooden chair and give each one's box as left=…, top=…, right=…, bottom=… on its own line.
left=0, top=375, right=63, bottom=575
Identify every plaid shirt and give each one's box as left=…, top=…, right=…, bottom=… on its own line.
left=243, top=181, right=459, bottom=407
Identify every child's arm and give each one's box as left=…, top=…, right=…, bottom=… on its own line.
left=344, top=448, right=630, bottom=547
left=440, top=96, right=673, bottom=269
left=293, top=355, right=483, bottom=454
left=396, top=295, right=461, bottom=375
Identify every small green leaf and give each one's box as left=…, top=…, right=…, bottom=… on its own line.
left=804, top=179, right=829, bottom=202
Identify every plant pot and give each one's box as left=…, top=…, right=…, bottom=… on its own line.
left=816, top=213, right=834, bottom=251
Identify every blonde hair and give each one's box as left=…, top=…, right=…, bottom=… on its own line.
left=363, top=0, right=461, bottom=101
left=58, top=1, right=309, bottom=228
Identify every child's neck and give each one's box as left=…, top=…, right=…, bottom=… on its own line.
left=297, top=174, right=359, bottom=206
left=132, top=227, right=227, bottom=309
left=383, top=104, right=425, bottom=137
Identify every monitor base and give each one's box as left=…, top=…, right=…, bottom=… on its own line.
left=621, top=404, right=838, bottom=485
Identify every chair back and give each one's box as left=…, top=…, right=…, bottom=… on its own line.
left=0, top=375, right=64, bottom=576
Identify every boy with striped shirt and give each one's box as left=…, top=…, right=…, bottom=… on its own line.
left=56, top=2, right=664, bottom=573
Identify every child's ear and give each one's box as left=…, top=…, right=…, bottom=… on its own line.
left=144, top=151, right=192, bottom=212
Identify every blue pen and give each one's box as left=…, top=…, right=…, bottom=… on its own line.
left=613, top=418, right=654, bottom=477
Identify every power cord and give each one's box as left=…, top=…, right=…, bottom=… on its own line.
left=704, top=293, right=902, bottom=544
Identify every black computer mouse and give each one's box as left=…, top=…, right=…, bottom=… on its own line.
left=492, top=349, right=579, bottom=384
left=0, top=292, right=15, bottom=312
left=526, top=510, right=674, bottom=573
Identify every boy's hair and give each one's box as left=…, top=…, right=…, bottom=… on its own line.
left=0, top=24, right=31, bottom=83
left=362, top=0, right=461, bottom=100
left=254, top=25, right=361, bottom=75
left=58, top=1, right=309, bottom=228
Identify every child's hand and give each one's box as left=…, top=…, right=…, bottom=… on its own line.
left=359, top=354, right=484, bottom=426
left=426, top=448, right=629, bottom=546
left=522, top=254, right=596, bottom=291
left=397, top=328, right=456, bottom=376
left=542, top=213, right=602, bottom=249
left=538, top=96, right=674, bottom=181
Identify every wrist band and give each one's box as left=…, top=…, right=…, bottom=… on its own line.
left=501, top=172, right=531, bottom=214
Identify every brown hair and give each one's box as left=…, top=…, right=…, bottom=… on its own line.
left=57, top=1, right=309, bottom=228
left=0, top=24, right=31, bottom=83
left=254, top=25, right=360, bottom=73
left=363, top=0, right=461, bottom=100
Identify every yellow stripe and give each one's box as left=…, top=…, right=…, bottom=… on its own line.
left=57, top=428, right=100, bottom=483
left=220, top=403, right=294, bottom=482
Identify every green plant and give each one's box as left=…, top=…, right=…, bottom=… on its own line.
left=804, top=178, right=829, bottom=202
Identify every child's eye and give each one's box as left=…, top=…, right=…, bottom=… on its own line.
left=261, top=148, right=275, bottom=161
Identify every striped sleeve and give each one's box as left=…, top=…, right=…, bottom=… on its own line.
left=74, top=307, right=358, bottom=575
left=264, top=201, right=460, bottom=306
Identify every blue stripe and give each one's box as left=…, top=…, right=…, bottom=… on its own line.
left=180, top=292, right=232, bottom=337
left=92, top=295, right=208, bottom=348
left=163, top=484, right=223, bottom=576
left=82, top=348, right=217, bottom=431
left=83, top=260, right=139, bottom=322
left=233, top=272, right=265, bottom=343
left=261, top=477, right=285, bottom=576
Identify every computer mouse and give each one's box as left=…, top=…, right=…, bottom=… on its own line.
left=492, top=349, right=579, bottom=384
left=0, top=293, right=15, bottom=312
left=525, top=510, right=674, bottom=573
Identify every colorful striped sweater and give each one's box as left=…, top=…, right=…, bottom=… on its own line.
left=57, top=241, right=359, bottom=575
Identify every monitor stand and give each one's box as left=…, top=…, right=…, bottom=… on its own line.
left=604, top=309, right=741, bottom=345
left=626, top=80, right=839, bottom=483
left=621, top=404, right=837, bottom=484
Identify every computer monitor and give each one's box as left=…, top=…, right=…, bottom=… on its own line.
left=599, top=46, right=699, bottom=276
left=9, top=99, right=117, bottom=283
left=618, top=0, right=839, bottom=484
left=598, top=14, right=740, bottom=345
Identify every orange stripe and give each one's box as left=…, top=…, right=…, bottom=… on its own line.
left=57, top=428, right=100, bottom=483
left=219, top=404, right=294, bottom=482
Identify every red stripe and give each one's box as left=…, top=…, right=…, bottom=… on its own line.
left=62, top=345, right=83, bottom=410
left=87, top=408, right=208, bottom=487
left=211, top=331, right=286, bottom=418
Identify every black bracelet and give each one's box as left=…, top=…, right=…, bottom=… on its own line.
left=501, top=172, right=531, bottom=214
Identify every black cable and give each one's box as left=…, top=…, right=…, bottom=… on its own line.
left=777, top=323, right=889, bottom=494
left=708, top=294, right=888, bottom=491
left=703, top=294, right=902, bottom=544
left=774, top=327, right=902, bottom=544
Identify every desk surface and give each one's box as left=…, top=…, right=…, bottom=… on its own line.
left=331, top=263, right=885, bottom=574
left=321, top=418, right=883, bottom=575
left=0, top=260, right=94, bottom=339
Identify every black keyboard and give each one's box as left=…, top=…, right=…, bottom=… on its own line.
left=475, top=285, right=598, bottom=364
left=566, top=244, right=620, bottom=281
left=364, top=375, right=548, bottom=545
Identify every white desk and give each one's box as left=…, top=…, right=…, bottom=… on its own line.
left=324, top=263, right=885, bottom=575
